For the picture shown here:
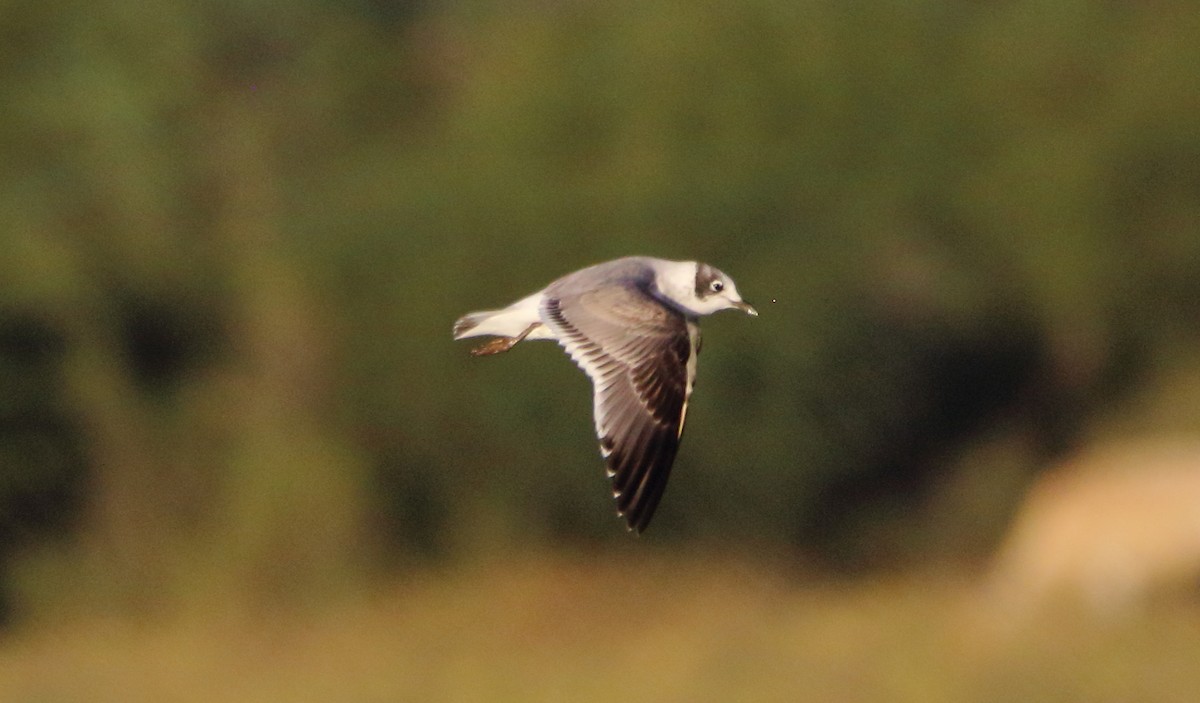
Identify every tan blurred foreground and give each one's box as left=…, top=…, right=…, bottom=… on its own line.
left=2, top=548, right=1199, bottom=703
left=989, top=438, right=1200, bottom=619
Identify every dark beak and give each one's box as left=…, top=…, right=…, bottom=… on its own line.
left=734, top=300, right=759, bottom=316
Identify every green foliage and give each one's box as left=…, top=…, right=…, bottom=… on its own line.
left=1, top=0, right=1199, bottom=616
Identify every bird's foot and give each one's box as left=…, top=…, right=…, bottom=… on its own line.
left=469, top=323, right=539, bottom=356
left=471, top=336, right=518, bottom=356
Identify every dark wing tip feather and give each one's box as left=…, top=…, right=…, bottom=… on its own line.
left=608, top=422, right=679, bottom=533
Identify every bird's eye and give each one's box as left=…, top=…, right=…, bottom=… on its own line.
left=710, top=280, right=724, bottom=293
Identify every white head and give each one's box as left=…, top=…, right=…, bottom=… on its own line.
left=655, top=260, right=758, bottom=317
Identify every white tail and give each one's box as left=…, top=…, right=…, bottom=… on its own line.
left=452, top=309, right=502, bottom=339
left=452, top=293, right=545, bottom=340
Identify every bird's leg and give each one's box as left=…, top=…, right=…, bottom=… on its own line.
left=470, top=323, right=539, bottom=356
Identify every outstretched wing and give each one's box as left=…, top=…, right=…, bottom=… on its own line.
left=541, top=283, right=699, bottom=532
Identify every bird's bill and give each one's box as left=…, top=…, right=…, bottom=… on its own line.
left=733, top=300, right=759, bottom=316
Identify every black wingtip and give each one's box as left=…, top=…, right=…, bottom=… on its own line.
left=613, top=471, right=671, bottom=534
left=617, top=508, right=646, bottom=535
left=603, top=420, right=682, bottom=534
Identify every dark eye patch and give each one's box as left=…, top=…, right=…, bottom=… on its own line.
left=694, top=263, right=718, bottom=297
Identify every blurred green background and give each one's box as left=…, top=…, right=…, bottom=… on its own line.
left=3, top=0, right=1200, bottom=700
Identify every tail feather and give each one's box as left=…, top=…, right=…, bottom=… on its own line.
left=453, top=311, right=493, bottom=339
left=453, top=293, right=544, bottom=340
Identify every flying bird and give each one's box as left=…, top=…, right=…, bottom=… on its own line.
left=453, top=256, right=757, bottom=532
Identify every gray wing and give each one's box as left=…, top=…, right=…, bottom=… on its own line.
left=540, top=281, right=698, bottom=533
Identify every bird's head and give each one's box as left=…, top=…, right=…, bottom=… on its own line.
left=687, top=262, right=757, bottom=317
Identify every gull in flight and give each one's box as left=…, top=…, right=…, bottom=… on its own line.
left=453, top=256, right=757, bottom=532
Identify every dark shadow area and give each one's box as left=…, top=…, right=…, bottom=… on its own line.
left=795, top=306, right=1065, bottom=571
left=0, top=315, right=86, bottom=627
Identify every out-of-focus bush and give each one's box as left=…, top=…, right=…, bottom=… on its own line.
left=2, top=0, right=1199, bottom=618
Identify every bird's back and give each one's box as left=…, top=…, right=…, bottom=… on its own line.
left=545, top=257, right=659, bottom=298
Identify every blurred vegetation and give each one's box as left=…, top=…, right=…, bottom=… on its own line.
left=5, top=551, right=1200, bottom=703
left=1, top=0, right=1200, bottom=632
